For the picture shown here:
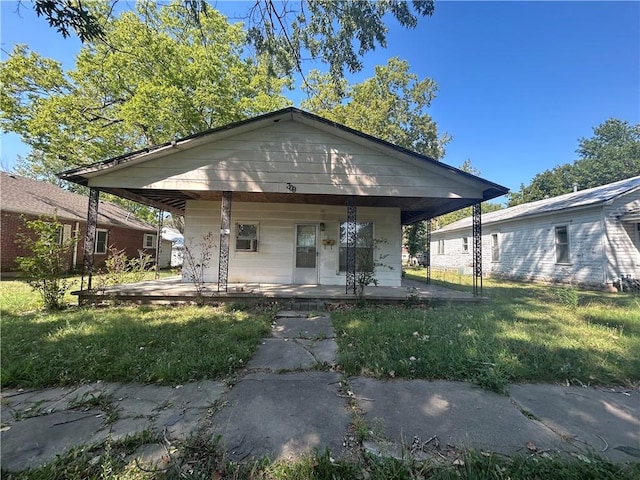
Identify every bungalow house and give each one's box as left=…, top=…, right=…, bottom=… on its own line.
left=430, top=176, right=640, bottom=288
left=58, top=107, right=508, bottom=292
left=0, top=172, right=160, bottom=274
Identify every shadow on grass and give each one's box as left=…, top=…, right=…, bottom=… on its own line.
left=1, top=306, right=271, bottom=388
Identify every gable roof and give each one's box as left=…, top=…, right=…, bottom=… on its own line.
left=1, top=172, right=156, bottom=232
left=434, top=175, right=640, bottom=233
left=57, top=107, right=509, bottom=223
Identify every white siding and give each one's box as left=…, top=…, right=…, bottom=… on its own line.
left=182, top=201, right=402, bottom=286
left=602, top=193, right=640, bottom=283
left=91, top=121, right=485, bottom=199
left=432, top=206, right=609, bottom=286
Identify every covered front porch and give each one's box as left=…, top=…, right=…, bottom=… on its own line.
left=74, top=277, right=487, bottom=308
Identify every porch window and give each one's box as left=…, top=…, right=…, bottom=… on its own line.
left=491, top=234, right=499, bottom=262
left=95, top=229, right=108, bottom=254
left=555, top=225, right=570, bottom=264
left=236, top=223, right=258, bottom=252
left=143, top=234, right=157, bottom=249
left=462, top=236, right=469, bottom=253
left=339, top=221, right=373, bottom=272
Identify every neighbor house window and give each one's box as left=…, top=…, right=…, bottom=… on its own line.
left=491, top=234, right=499, bottom=262
left=462, top=236, right=469, bottom=253
left=55, top=224, right=71, bottom=245
left=636, top=223, right=640, bottom=250
left=236, top=223, right=258, bottom=251
left=555, top=225, right=570, bottom=264
left=339, top=221, right=373, bottom=272
left=95, top=229, right=108, bottom=254
left=143, top=234, right=157, bottom=249
left=437, top=239, right=445, bottom=255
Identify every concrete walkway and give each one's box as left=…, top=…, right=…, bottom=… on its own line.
left=1, top=312, right=639, bottom=473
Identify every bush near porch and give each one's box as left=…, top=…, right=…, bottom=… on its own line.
left=333, top=269, right=640, bottom=392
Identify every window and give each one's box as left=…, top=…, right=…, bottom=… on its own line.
left=437, top=239, right=445, bottom=255
left=462, top=237, right=469, bottom=253
left=555, top=225, right=570, bottom=264
left=53, top=224, right=71, bottom=245
left=143, top=234, right=157, bottom=249
left=636, top=223, right=640, bottom=250
left=235, top=223, right=258, bottom=251
left=95, top=229, right=108, bottom=254
left=491, top=234, right=499, bottom=262
left=339, top=221, right=373, bottom=272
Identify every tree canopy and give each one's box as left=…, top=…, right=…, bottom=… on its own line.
left=508, top=119, right=640, bottom=206
left=25, top=0, right=435, bottom=86
left=1, top=2, right=290, bottom=185
left=301, top=57, right=449, bottom=159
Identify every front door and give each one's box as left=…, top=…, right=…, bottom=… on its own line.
left=294, top=224, right=318, bottom=284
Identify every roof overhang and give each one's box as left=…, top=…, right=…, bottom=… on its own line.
left=58, top=108, right=509, bottom=224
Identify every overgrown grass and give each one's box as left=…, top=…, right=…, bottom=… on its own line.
left=333, top=270, right=640, bottom=392
left=1, top=280, right=271, bottom=388
left=5, top=441, right=639, bottom=480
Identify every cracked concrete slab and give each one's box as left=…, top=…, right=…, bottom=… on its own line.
left=271, top=315, right=335, bottom=340
left=247, top=338, right=317, bottom=371
left=211, top=371, right=350, bottom=462
left=510, top=384, right=640, bottom=462
left=349, top=378, right=572, bottom=457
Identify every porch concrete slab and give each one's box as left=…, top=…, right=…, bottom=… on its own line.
left=510, top=384, right=640, bottom=462
left=348, top=378, right=570, bottom=457
left=247, top=338, right=317, bottom=371
left=211, top=371, right=350, bottom=462
left=0, top=410, right=108, bottom=472
left=272, top=315, right=336, bottom=340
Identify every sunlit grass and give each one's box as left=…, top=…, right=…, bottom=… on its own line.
left=334, top=270, right=640, bottom=391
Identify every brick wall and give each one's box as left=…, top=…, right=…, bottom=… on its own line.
left=1, top=211, right=156, bottom=273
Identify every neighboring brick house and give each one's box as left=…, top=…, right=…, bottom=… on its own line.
left=1, top=172, right=159, bottom=274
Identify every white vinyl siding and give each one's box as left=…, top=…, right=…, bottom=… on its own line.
left=182, top=201, right=401, bottom=286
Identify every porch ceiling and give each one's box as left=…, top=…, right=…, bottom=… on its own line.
left=102, top=186, right=505, bottom=225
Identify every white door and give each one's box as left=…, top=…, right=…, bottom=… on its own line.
left=293, top=224, right=318, bottom=284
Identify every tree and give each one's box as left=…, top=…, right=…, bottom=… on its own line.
left=24, top=0, right=435, bottom=86
left=15, top=213, right=75, bottom=310
left=404, top=222, right=428, bottom=258
left=1, top=2, right=290, bottom=216
left=301, top=57, right=450, bottom=159
left=508, top=119, right=640, bottom=206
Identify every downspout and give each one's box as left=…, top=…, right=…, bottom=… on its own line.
left=72, top=221, right=80, bottom=270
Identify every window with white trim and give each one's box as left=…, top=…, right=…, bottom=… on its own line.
left=555, top=225, right=570, bottom=264
left=143, top=233, right=157, bottom=249
left=462, top=236, right=469, bottom=253
left=338, top=221, right=374, bottom=272
left=235, top=223, right=259, bottom=252
left=95, top=229, right=108, bottom=254
left=491, top=234, right=499, bottom=262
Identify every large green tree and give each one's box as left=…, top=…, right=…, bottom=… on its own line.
left=508, top=119, right=640, bottom=206
left=1, top=2, right=290, bottom=185
left=25, top=0, right=435, bottom=86
left=301, top=57, right=450, bottom=159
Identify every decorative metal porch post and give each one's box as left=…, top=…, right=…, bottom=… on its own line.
left=155, top=209, right=163, bottom=279
left=345, top=196, right=357, bottom=294
left=425, top=219, right=432, bottom=285
left=472, top=203, right=482, bottom=297
left=218, top=191, right=232, bottom=292
left=82, top=188, right=100, bottom=290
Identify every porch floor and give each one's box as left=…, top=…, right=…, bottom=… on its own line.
left=75, top=277, right=487, bottom=307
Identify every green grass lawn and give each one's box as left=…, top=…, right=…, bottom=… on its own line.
left=332, top=269, right=640, bottom=392
left=1, top=278, right=271, bottom=388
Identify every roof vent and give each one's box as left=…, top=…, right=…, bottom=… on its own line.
left=573, top=183, right=578, bottom=193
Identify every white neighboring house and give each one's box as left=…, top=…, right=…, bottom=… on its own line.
left=161, top=226, right=184, bottom=267
left=430, top=176, right=640, bottom=288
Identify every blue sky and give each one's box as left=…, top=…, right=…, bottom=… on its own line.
left=1, top=1, right=638, bottom=197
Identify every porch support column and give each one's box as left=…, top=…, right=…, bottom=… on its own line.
left=82, top=188, right=100, bottom=291
left=425, top=219, right=432, bottom=285
left=472, top=202, right=482, bottom=297
left=218, top=191, right=232, bottom=292
left=346, top=196, right=357, bottom=295
left=155, top=209, right=163, bottom=279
